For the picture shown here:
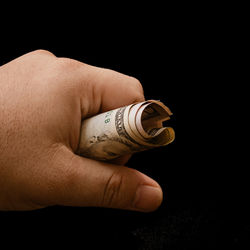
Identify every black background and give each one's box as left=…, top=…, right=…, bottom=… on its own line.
left=0, top=9, right=223, bottom=249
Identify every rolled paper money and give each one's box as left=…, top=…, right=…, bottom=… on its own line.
left=77, top=100, right=175, bottom=161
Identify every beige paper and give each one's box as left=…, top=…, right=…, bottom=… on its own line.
left=77, top=100, right=175, bottom=161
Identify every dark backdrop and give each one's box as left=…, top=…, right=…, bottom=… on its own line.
left=0, top=13, right=221, bottom=249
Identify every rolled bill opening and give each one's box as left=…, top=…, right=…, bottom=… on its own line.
left=141, top=103, right=175, bottom=145
left=130, top=101, right=174, bottom=146
left=137, top=102, right=171, bottom=138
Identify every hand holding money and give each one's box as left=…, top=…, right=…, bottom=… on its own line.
left=78, top=100, right=175, bottom=160
left=0, top=50, right=166, bottom=212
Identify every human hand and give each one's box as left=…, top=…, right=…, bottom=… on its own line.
left=0, top=50, right=162, bottom=211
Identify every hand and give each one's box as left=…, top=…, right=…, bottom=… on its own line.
left=0, top=50, right=162, bottom=211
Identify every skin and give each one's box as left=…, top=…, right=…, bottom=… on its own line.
left=0, top=50, right=163, bottom=212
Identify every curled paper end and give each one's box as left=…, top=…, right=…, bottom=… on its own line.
left=78, top=100, right=175, bottom=161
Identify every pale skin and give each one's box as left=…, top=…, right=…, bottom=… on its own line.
left=0, top=50, right=163, bottom=211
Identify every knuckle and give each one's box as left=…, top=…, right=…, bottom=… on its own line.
left=129, top=77, right=145, bottom=101
left=102, top=171, right=124, bottom=207
left=31, top=49, right=55, bottom=57
left=135, top=91, right=145, bottom=102
left=130, top=77, right=143, bottom=91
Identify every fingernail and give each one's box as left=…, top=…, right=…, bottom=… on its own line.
left=133, top=185, right=163, bottom=212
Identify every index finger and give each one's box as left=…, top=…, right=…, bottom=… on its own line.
left=72, top=62, right=145, bottom=118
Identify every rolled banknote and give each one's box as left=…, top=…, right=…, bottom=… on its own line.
left=77, top=100, right=175, bottom=161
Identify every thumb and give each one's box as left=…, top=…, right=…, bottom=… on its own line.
left=53, top=146, right=163, bottom=212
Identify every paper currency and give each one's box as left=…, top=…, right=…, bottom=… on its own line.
left=77, top=100, right=175, bottom=161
